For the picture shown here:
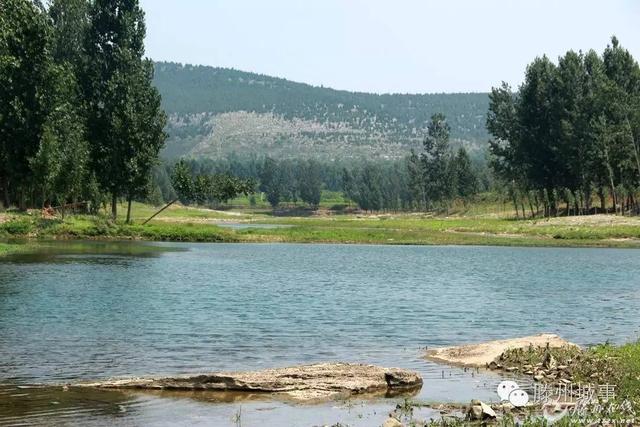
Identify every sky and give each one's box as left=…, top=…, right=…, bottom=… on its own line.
left=139, top=0, right=640, bottom=94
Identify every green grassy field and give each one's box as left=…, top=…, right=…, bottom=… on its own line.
left=2, top=201, right=640, bottom=257
left=240, top=214, right=640, bottom=247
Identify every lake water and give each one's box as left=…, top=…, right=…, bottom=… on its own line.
left=1, top=242, right=640, bottom=425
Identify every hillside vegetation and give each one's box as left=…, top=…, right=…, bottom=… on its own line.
left=153, top=62, right=490, bottom=160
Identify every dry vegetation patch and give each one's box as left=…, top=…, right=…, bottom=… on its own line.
left=533, top=215, right=640, bottom=227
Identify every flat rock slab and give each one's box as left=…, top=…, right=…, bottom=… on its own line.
left=79, top=363, right=423, bottom=401
left=425, top=334, right=578, bottom=367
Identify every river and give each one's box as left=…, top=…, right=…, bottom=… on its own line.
left=1, top=242, right=639, bottom=425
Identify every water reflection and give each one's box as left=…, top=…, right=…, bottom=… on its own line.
left=1, top=240, right=178, bottom=264
left=0, top=385, right=134, bottom=425
left=0, top=384, right=438, bottom=426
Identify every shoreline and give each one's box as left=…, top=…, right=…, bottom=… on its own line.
left=3, top=205, right=640, bottom=256
left=3, top=233, right=640, bottom=259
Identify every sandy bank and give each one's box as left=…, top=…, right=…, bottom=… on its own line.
left=425, top=333, right=578, bottom=367
left=78, top=363, right=423, bottom=401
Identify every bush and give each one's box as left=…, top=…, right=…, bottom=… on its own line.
left=1, top=220, right=34, bottom=235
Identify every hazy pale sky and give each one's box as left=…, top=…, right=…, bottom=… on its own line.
left=139, top=0, right=640, bottom=94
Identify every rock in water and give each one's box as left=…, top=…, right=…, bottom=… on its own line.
left=467, top=400, right=497, bottom=421
left=382, top=417, right=404, bottom=427
left=425, top=334, right=578, bottom=367
left=78, top=363, right=422, bottom=401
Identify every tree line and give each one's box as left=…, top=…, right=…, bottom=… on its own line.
left=487, top=37, right=640, bottom=217
left=159, top=130, right=490, bottom=212
left=0, top=0, right=166, bottom=222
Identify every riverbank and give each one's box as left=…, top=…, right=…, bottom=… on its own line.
left=417, top=335, right=640, bottom=425
left=2, top=204, right=640, bottom=256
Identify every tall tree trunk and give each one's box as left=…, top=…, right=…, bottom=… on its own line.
left=598, top=188, right=606, bottom=213
left=583, top=188, right=591, bottom=214
left=126, top=195, right=133, bottom=224
left=111, top=193, right=118, bottom=219
left=512, top=194, right=519, bottom=219
left=572, top=191, right=580, bottom=216
left=603, top=146, right=617, bottom=213
left=19, top=189, right=26, bottom=211
left=2, top=178, right=9, bottom=209
left=626, top=119, right=640, bottom=184
left=547, top=188, right=557, bottom=217
left=528, top=196, right=535, bottom=218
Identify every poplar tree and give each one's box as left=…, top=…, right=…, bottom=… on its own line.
left=83, top=0, right=166, bottom=219
left=0, top=0, right=51, bottom=208
left=421, top=113, right=452, bottom=209
left=453, top=147, right=477, bottom=203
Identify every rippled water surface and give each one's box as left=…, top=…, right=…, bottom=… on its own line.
left=1, top=242, right=640, bottom=425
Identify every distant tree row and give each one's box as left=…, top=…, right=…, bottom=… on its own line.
left=258, top=158, right=323, bottom=208
left=168, top=156, right=335, bottom=209
left=0, top=0, right=166, bottom=221
left=488, top=37, right=640, bottom=216
left=405, top=114, right=481, bottom=211
left=165, top=128, right=489, bottom=212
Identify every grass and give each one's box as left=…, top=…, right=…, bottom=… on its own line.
left=117, top=201, right=252, bottom=220
left=224, top=190, right=352, bottom=211
left=0, top=212, right=237, bottom=247
left=497, top=341, right=640, bottom=399
left=419, top=410, right=639, bottom=426
left=235, top=214, right=640, bottom=248
left=2, top=202, right=640, bottom=251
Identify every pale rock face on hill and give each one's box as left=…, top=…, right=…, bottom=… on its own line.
left=154, top=62, right=489, bottom=160
left=184, top=111, right=418, bottom=161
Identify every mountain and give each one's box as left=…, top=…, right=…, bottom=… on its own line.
left=153, top=62, right=490, bottom=161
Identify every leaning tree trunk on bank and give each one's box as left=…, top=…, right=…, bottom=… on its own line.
left=143, top=198, right=179, bottom=225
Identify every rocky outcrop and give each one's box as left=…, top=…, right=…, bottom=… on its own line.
left=79, top=363, right=422, bottom=401
left=382, top=417, right=404, bottom=427
left=425, top=334, right=578, bottom=367
left=467, top=399, right=497, bottom=421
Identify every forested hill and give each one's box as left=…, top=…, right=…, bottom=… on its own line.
left=154, top=61, right=490, bottom=160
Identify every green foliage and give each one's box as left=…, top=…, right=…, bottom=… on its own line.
left=0, top=0, right=166, bottom=218
left=259, top=157, right=283, bottom=208
left=1, top=218, right=34, bottom=235
left=171, top=159, right=255, bottom=206
left=453, top=147, right=478, bottom=201
left=488, top=37, right=640, bottom=216
left=298, top=159, right=322, bottom=207
left=83, top=0, right=167, bottom=218
left=48, top=0, right=89, bottom=70
left=422, top=114, right=455, bottom=208
left=403, top=114, right=481, bottom=211
left=0, top=0, right=53, bottom=208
